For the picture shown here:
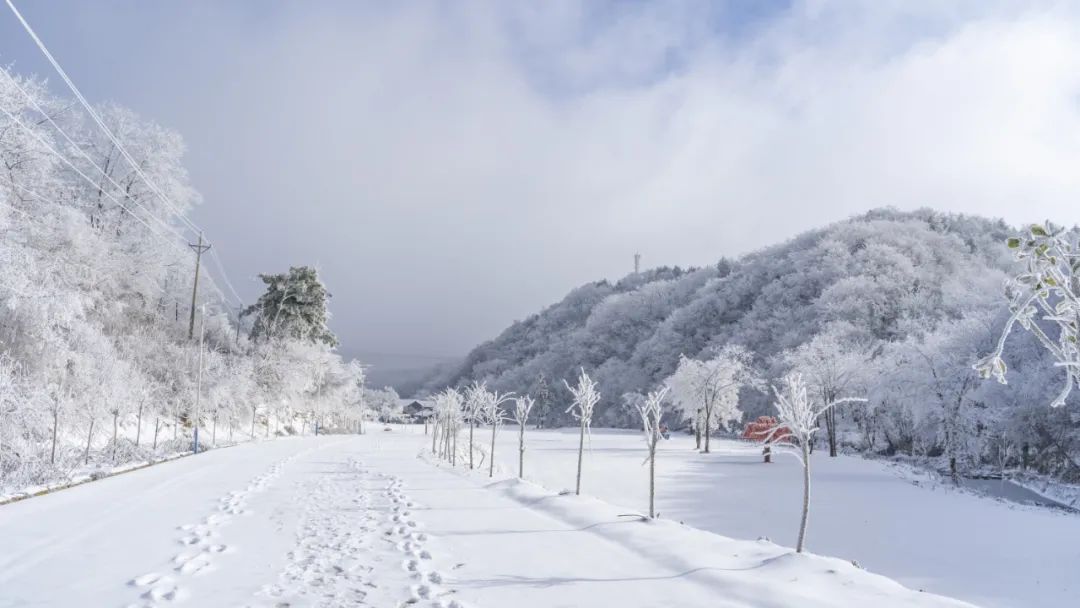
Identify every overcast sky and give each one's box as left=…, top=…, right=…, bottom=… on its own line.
left=4, top=0, right=1080, bottom=379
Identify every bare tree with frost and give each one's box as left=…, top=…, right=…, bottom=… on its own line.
left=512, top=395, right=535, bottom=478
left=431, top=388, right=462, bottom=462
left=485, top=389, right=514, bottom=478
left=976, top=222, right=1080, bottom=408
left=463, top=382, right=487, bottom=469
left=770, top=373, right=865, bottom=553
left=565, top=369, right=600, bottom=495
left=631, top=386, right=668, bottom=519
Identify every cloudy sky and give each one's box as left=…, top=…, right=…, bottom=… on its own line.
left=3, top=0, right=1080, bottom=380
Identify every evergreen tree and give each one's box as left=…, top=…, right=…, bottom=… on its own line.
left=243, top=266, right=338, bottom=347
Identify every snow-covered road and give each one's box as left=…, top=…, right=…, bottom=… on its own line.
left=0, top=431, right=972, bottom=608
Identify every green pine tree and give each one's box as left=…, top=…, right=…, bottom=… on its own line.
left=242, top=266, right=338, bottom=347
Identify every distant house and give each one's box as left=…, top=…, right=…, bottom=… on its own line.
left=399, top=398, right=434, bottom=422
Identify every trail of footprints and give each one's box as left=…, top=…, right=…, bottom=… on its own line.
left=381, top=471, right=465, bottom=608
left=125, top=457, right=296, bottom=607
left=261, top=460, right=465, bottom=608
left=125, top=452, right=468, bottom=608
left=260, top=459, right=378, bottom=606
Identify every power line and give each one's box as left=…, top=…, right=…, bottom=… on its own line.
left=0, top=100, right=245, bottom=321
left=3, top=2, right=247, bottom=309
left=0, top=103, right=187, bottom=244
left=0, top=67, right=195, bottom=247
left=208, top=247, right=244, bottom=307
left=0, top=176, right=173, bottom=299
left=0, top=82, right=245, bottom=321
left=5, top=0, right=203, bottom=238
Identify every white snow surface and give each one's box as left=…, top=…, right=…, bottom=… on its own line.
left=488, top=428, right=1080, bottom=608
left=0, top=429, right=1037, bottom=607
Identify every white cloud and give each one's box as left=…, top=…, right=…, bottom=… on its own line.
left=21, top=1, right=1080, bottom=360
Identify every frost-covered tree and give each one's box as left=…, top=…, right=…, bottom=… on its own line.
left=512, top=395, right=535, bottom=478
left=665, top=346, right=758, bottom=453
left=242, top=266, right=337, bottom=347
left=565, top=369, right=600, bottom=495
left=531, top=373, right=553, bottom=429
left=342, top=361, right=367, bottom=434
left=0, top=64, right=365, bottom=490
left=784, top=331, right=870, bottom=457
left=463, top=382, right=487, bottom=469
left=365, top=387, right=403, bottom=424
left=770, top=374, right=866, bottom=553
left=431, top=388, right=463, bottom=463
left=628, top=386, right=668, bottom=519
left=894, top=316, right=995, bottom=480
left=485, top=389, right=514, bottom=478
left=977, top=222, right=1080, bottom=408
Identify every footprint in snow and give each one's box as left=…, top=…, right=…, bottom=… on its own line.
left=176, top=553, right=212, bottom=575
left=129, top=572, right=168, bottom=587
left=130, top=573, right=185, bottom=603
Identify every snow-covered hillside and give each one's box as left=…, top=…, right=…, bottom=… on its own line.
left=428, top=210, right=1080, bottom=489
left=0, top=431, right=987, bottom=608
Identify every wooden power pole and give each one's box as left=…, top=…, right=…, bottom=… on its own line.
left=187, top=233, right=212, bottom=340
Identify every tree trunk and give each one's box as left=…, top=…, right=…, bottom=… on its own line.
left=135, top=401, right=145, bottom=447
left=451, top=423, right=457, bottom=466
left=575, top=417, right=586, bottom=495
left=153, top=417, right=160, bottom=450
left=518, top=421, right=525, bottom=478
left=469, top=419, right=475, bottom=469
left=648, top=434, right=657, bottom=518
left=84, top=418, right=95, bottom=464
left=251, top=412, right=257, bottom=439
left=489, top=420, right=497, bottom=478
left=825, top=407, right=838, bottom=457
left=431, top=417, right=439, bottom=454
left=111, top=412, right=119, bottom=462
left=212, top=415, right=218, bottom=447
left=445, top=418, right=452, bottom=460
left=694, top=409, right=701, bottom=450
left=50, top=409, right=59, bottom=465
left=797, top=440, right=811, bottom=553
left=704, top=407, right=712, bottom=454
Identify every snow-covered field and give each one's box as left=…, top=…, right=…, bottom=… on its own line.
left=0, top=430, right=990, bottom=608
left=486, top=428, right=1080, bottom=608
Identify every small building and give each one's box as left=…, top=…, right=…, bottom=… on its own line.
left=399, top=398, right=434, bottom=423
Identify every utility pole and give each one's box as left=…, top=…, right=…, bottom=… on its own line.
left=634, top=252, right=641, bottom=274
left=194, top=303, right=206, bottom=454
left=188, top=233, right=212, bottom=340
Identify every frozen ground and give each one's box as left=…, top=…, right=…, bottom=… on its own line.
left=0, top=431, right=976, bottom=608
left=487, top=428, right=1080, bottom=608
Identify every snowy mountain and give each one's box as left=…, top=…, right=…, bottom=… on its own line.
left=428, top=209, right=1079, bottom=482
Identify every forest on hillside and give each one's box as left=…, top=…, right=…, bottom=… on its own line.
left=0, top=67, right=374, bottom=493
left=427, top=209, right=1080, bottom=484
